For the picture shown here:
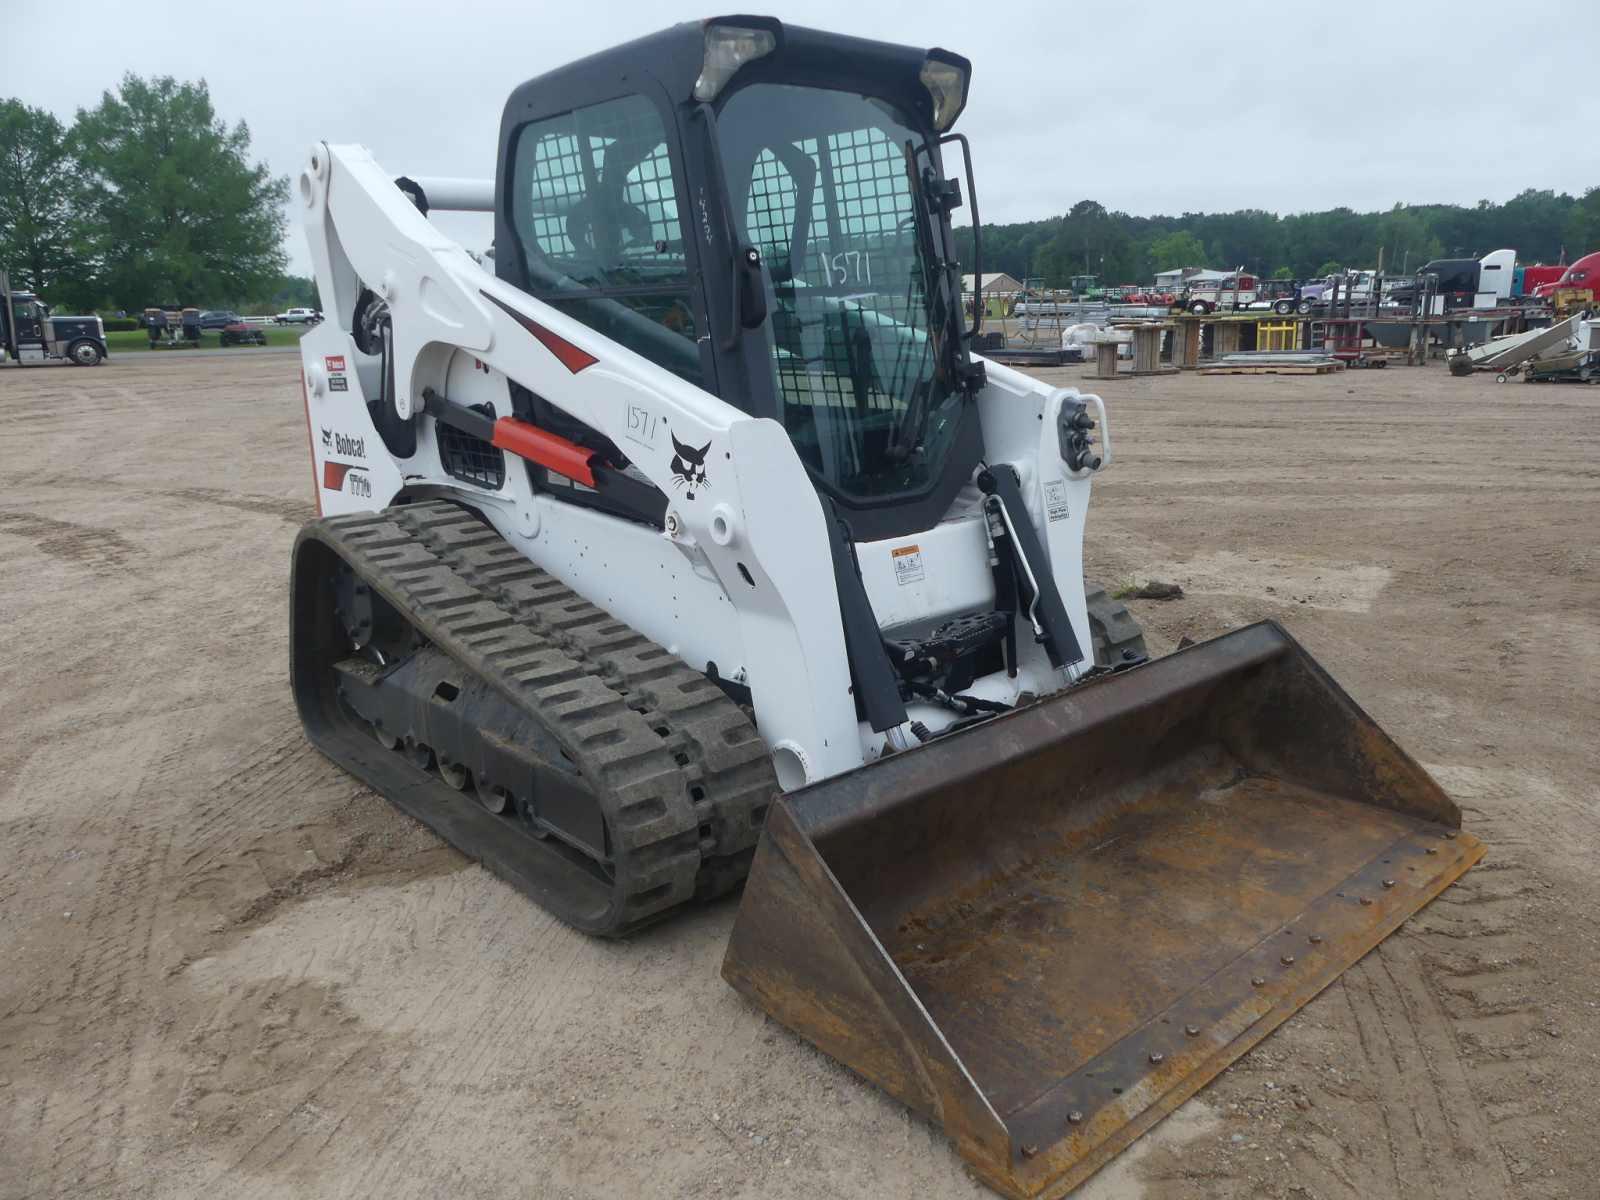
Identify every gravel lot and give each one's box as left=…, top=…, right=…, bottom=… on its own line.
left=1, top=354, right=1596, bottom=1199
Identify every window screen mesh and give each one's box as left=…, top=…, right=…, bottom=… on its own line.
left=742, top=126, right=930, bottom=415
left=513, top=95, right=687, bottom=291
left=718, top=83, right=966, bottom=500
left=509, top=94, right=702, bottom=384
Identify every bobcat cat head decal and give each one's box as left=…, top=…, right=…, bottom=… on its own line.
left=669, top=434, right=711, bottom=500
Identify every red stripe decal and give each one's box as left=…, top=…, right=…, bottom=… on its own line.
left=491, top=417, right=597, bottom=486
left=480, top=290, right=598, bottom=373
left=322, top=461, right=353, bottom=490
left=301, top=374, right=322, bottom=515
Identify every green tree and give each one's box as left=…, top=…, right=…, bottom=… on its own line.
left=71, top=74, right=288, bottom=310
left=1374, top=204, right=1441, bottom=275
left=1035, top=200, right=1136, bottom=286
left=0, top=100, right=87, bottom=298
left=1146, top=230, right=1206, bottom=272
left=1564, top=186, right=1600, bottom=258
left=1271, top=265, right=1294, bottom=279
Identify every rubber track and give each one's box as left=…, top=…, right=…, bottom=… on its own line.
left=392, top=501, right=778, bottom=895
left=310, top=501, right=776, bottom=928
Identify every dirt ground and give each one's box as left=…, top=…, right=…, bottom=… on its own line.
left=1, top=353, right=1596, bottom=1200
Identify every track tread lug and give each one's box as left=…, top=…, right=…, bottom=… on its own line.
left=305, top=498, right=779, bottom=928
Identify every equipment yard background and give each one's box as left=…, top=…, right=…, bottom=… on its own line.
left=1, top=355, right=1595, bottom=1199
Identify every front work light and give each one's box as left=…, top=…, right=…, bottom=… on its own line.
left=919, top=57, right=969, bottom=131
left=694, top=24, right=778, bottom=102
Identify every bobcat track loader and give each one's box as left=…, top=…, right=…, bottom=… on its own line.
left=289, top=18, right=1482, bottom=1196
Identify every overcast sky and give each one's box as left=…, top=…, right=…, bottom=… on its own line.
left=6, top=0, right=1594, bottom=276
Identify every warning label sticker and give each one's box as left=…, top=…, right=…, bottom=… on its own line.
left=325, top=355, right=347, bottom=373
left=891, top=544, right=925, bottom=586
left=1043, top=480, right=1070, bottom=523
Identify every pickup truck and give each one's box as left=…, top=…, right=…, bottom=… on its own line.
left=274, top=307, right=323, bottom=325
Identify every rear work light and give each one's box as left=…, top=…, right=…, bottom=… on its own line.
left=919, top=55, right=969, bottom=131
left=694, top=23, right=777, bottom=102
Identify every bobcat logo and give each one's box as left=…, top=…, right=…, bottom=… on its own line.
left=669, top=434, right=711, bottom=500
left=320, top=427, right=367, bottom=458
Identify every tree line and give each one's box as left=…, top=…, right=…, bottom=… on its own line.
left=954, top=190, right=1600, bottom=288
left=8, top=77, right=1600, bottom=311
left=1, top=76, right=314, bottom=315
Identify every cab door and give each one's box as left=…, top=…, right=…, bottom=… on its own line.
left=11, top=297, right=45, bottom=347
left=0, top=271, right=15, bottom=357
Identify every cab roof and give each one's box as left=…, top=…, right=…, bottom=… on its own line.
left=499, top=16, right=968, bottom=135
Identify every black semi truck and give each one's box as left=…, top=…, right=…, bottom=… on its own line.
left=1, top=269, right=109, bottom=366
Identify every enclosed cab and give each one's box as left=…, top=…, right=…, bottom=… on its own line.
left=1515, top=264, right=1565, bottom=297
left=0, top=272, right=108, bottom=366
left=1296, top=269, right=1376, bottom=312
left=1533, top=250, right=1600, bottom=301
left=1186, top=272, right=1258, bottom=313
left=1250, top=277, right=1299, bottom=313
left=1474, top=248, right=1515, bottom=308
left=1389, top=257, right=1479, bottom=309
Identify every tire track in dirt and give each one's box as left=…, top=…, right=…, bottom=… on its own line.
left=214, top=897, right=585, bottom=1197
left=14, top=721, right=194, bottom=1198
left=1291, top=818, right=1563, bottom=1200
left=1420, top=813, right=1571, bottom=1198
left=161, top=486, right=313, bottom=524
left=1134, top=811, right=1566, bottom=1200
left=1, top=476, right=314, bottom=527
left=181, top=716, right=318, bottom=855
left=0, top=510, right=137, bottom=571
left=164, top=709, right=464, bottom=978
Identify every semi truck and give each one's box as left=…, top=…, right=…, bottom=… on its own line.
left=1388, top=249, right=1518, bottom=311
left=1532, top=250, right=1600, bottom=302
left=1, top=270, right=109, bottom=366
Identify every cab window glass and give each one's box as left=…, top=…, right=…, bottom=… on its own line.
left=510, top=94, right=701, bottom=383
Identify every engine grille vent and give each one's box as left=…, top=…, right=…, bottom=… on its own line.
left=437, top=403, right=505, bottom=490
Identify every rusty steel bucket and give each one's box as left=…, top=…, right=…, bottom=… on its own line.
left=723, top=621, right=1483, bottom=1199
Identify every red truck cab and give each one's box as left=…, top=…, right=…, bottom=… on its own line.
left=1533, top=250, right=1600, bottom=299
